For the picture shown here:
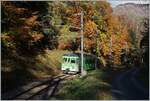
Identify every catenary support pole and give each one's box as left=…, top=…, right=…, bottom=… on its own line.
left=80, top=11, right=85, bottom=76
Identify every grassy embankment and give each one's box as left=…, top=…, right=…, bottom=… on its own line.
left=55, top=70, right=113, bottom=100
left=2, top=49, right=69, bottom=92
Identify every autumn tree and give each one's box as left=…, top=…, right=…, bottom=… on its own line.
left=140, top=18, right=149, bottom=67
left=53, top=1, right=131, bottom=65
left=1, top=1, right=52, bottom=55
left=2, top=1, right=132, bottom=66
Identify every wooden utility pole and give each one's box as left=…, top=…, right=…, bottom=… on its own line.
left=81, top=11, right=84, bottom=76
left=80, top=11, right=86, bottom=76
left=74, top=11, right=86, bottom=76
left=56, top=11, right=85, bottom=76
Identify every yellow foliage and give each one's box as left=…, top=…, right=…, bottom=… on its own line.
left=99, top=14, right=130, bottom=64
left=84, top=20, right=97, bottom=37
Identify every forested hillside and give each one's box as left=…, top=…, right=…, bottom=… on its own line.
left=2, top=1, right=131, bottom=64
left=113, top=3, right=149, bottom=50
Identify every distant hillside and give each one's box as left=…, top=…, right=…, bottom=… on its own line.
left=113, top=3, right=149, bottom=18
left=113, top=3, right=149, bottom=27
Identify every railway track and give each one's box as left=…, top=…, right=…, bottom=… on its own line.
left=2, top=74, right=70, bottom=100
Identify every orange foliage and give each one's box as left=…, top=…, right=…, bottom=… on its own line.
left=2, top=1, right=27, bottom=15
left=84, top=20, right=97, bottom=37
left=31, top=32, right=44, bottom=41
left=84, top=38, right=95, bottom=51
left=58, top=42, right=67, bottom=50
left=99, top=11, right=130, bottom=64
left=25, top=15, right=39, bottom=27
left=58, top=42, right=72, bottom=50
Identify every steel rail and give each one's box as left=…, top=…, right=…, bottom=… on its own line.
left=7, top=74, right=65, bottom=100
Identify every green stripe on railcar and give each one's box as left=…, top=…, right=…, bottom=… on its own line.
left=83, top=54, right=95, bottom=70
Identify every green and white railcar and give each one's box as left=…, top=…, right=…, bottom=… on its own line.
left=61, top=53, right=98, bottom=73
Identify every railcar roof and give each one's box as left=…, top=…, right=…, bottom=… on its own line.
left=63, top=53, right=97, bottom=58
left=63, top=53, right=80, bottom=57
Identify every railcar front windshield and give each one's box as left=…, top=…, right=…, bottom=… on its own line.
left=63, top=58, right=67, bottom=62
left=63, top=56, right=79, bottom=64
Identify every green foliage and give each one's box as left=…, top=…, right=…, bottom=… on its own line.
left=129, top=30, right=138, bottom=49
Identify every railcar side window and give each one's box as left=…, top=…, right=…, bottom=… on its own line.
left=71, top=59, right=75, bottom=63
left=67, top=58, right=70, bottom=62
left=76, top=59, right=80, bottom=63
